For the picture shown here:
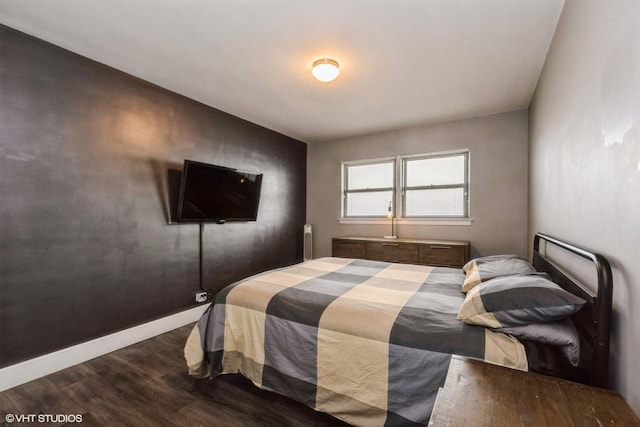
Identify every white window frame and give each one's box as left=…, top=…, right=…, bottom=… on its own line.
left=339, top=149, right=472, bottom=226
left=341, top=157, right=396, bottom=218
left=400, top=149, right=470, bottom=219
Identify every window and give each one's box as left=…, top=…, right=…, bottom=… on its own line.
left=342, top=159, right=395, bottom=217
left=402, top=151, right=469, bottom=217
left=342, top=150, right=469, bottom=219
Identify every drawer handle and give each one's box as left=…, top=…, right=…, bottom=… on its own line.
left=382, top=243, right=400, bottom=247
left=340, top=242, right=360, bottom=245
left=431, top=245, right=452, bottom=249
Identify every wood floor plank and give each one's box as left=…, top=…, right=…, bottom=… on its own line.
left=61, top=377, right=142, bottom=426
left=0, top=393, right=19, bottom=420
left=46, top=362, right=98, bottom=389
left=0, top=323, right=350, bottom=426
left=5, top=376, right=64, bottom=414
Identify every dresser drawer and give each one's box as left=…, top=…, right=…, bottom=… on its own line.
left=332, top=237, right=469, bottom=268
left=332, top=239, right=366, bottom=259
left=366, top=242, right=419, bottom=263
left=419, top=244, right=466, bottom=268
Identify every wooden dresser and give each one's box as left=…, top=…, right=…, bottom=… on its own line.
left=429, top=355, right=640, bottom=426
left=331, top=237, right=470, bottom=268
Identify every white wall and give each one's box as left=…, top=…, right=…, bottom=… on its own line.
left=529, top=0, right=640, bottom=413
left=307, top=110, right=529, bottom=259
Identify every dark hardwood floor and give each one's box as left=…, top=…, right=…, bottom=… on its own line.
left=0, top=324, right=350, bottom=426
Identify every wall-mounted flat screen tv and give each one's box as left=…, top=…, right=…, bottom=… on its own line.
left=176, top=160, right=263, bottom=223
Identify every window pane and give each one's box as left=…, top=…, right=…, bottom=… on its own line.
left=406, top=155, right=465, bottom=187
left=405, top=188, right=465, bottom=216
left=347, top=162, right=394, bottom=190
left=345, top=191, right=393, bottom=216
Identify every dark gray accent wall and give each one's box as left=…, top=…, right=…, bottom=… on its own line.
left=0, top=25, right=306, bottom=368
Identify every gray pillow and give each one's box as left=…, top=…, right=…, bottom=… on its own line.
left=462, top=254, right=537, bottom=293
left=496, top=318, right=580, bottom=366
left=458, top=275, right=586, bottom=328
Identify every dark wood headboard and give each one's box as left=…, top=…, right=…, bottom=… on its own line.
left=532, top=233, right=613, bottom=388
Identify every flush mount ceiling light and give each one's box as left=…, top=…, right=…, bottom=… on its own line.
left=312, top=58, right=340, bottom=82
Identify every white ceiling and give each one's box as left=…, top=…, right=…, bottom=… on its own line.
left=0, top=0, right=564, bottom=143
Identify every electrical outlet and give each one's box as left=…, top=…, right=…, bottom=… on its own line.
left=195, top=291, right=208, bottom=303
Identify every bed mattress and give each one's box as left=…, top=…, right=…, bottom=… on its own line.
left=185, top=257, right=527, bottom=426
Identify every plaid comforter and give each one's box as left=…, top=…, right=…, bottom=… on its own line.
left=185, top=257, right=527, bottom=426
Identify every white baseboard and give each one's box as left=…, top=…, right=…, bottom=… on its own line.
left=0, top=305, right=208, bottom=392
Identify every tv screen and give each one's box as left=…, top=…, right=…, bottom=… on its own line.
left=176, top=160, right=263, bottom=223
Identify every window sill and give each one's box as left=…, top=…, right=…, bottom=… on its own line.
left=338, top=218, right=474, bottom=226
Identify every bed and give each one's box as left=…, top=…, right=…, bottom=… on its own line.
left=184, top=233, right=613, bottom=426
